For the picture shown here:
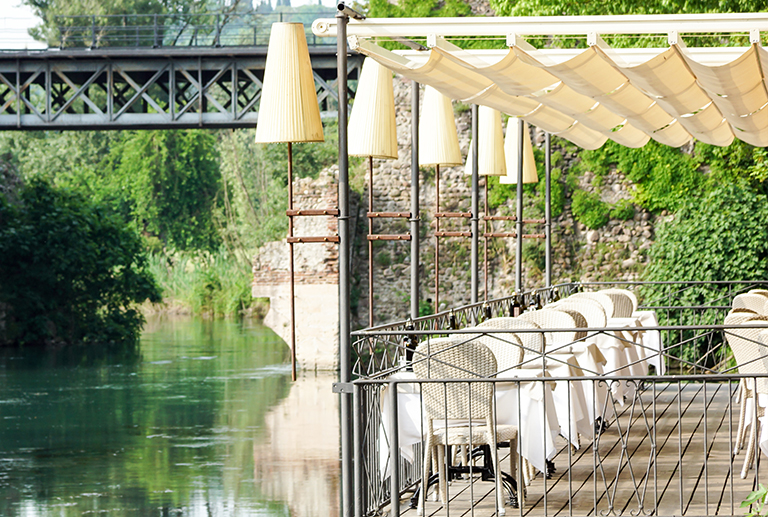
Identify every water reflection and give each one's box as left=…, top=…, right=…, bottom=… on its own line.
left=0, top=317, right=341, bottom=516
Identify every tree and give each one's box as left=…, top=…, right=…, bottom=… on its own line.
left=106, top=129, right=222, bottom=252
left=0, top=177, right=161, bottom=346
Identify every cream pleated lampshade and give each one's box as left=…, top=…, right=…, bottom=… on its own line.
left=254, top=23, right=324, bottom=144
left=419, top=86, right=462, bottom=167
left=348, top=58, right=397, bottom=159
left=501, top=118, right=539, bottom=184
left=464, top=106, right=506, bottom=176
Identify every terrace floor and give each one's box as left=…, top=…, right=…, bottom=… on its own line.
left=391, top=382, right=767, bottom=517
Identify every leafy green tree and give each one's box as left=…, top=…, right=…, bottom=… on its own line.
left=0, top=178, right=161, bottom=346
left=105, top=129, right=222, bottom=252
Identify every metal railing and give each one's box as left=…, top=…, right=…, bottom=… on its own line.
left=350, top=280, right=768, bottom=517
left=53, top=10, right=337, bottom=49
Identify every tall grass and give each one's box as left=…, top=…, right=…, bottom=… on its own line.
left=145, top=252, right=266, bottom=318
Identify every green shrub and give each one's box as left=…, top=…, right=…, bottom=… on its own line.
left=643, top=182, right=768, bottom=363
left=610, top=199, right=635, bottom=220
left=0, top=179, right=160, bottom=346
left=571, top=189, right=610, bottom=229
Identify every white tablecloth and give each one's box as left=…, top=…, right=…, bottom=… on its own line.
left=379, top=370, right=560, bottom=476
left=633, top=310, right=664, bottom=375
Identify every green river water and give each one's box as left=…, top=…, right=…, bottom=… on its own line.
left=0, top=317, right=341, bottom=517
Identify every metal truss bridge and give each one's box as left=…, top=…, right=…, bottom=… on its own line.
left=0, top=11, right=362, bottom=130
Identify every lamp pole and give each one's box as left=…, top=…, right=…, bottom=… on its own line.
left=410, top=81, right=420, bottom=320
left=336, top=8, right=352, bottom=517
left=470, top=104, right=479, bottom=304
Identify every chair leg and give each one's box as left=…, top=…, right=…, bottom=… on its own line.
left=488, top=439, right=505, bottom=515
left=742, top=416, right=757, bottom=479
left=735, top=383, right=747, bottom=454
left=418, top=437, right=433, bottom=515
left=437, top=444, right=448, bottom=505
left=509, top=437, right=523, bottom=508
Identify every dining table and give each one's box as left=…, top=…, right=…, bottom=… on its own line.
left=379, top=369, right=560, bottom=477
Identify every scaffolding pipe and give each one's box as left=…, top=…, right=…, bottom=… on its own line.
left=515, top=118, right=524, bottom=291
left=434, top=164, right=440, bottom=313
left=545, top=132, right=552, bottom=287
left=411, top=80, right=420, bottom=320
left=336, top=9, right=353, bottom=517
left=471, top=104, right=479, bottom=304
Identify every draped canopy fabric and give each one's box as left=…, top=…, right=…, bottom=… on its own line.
left=344, top=33, right=768, bottom=150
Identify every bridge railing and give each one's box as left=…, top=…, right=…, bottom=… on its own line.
left=53, top=10, right=337, bottom=49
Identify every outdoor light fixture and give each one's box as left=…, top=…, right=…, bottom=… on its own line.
left=254, top=22, right=324, bottom=381
left=501, top=118, right=539, bottom=185
left=419, top=86, right=462, bottom=314
left=348, top=58, right=397, bottom=159
left=348, top=58, right=398, bottom=327
left=464, top=106, right=506, bottom=177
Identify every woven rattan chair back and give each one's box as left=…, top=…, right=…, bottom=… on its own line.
left=598, top=290, right=634, bottom=318
left=569, top=291, right=615, bottom=318
left=413, top=337, right=496, bottom=421
left=749, top=289, right=768, bottom=298
left=519, top=309, right=582, bottom=348
left=724, top=314, right=768, bottom=383
left=472, top=317, right=544, bottom=361
left=458, top=323, right=525, bottom=373
left=548, top=299, right=607, bottom=328
left=733, top=293, right=767, bottom=314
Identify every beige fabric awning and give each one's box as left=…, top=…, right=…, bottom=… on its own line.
left=313, top=13, right=768, bottom=150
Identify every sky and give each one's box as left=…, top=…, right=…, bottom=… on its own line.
left=0, top=0, right=333, bottom=50
left=0, top=0, right=46, bottom=49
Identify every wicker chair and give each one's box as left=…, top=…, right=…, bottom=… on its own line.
left=459, top=323, right=525, bottom=375
left=548, top=299, right=607, bottom=328
left=733, top=293, right=768, bottom=314
left=723, top=313, right=768, bottom=478
left=471, top=317, right=544, bottom=366
left=598, top=289, right=635, bottom=318
left=569, top=292, right=616, bottom=319
left=518, top=309, right=587, bottom=354
left=413, top=337, right=518, bottom=515
left=748, top=289, right=768, bottom=298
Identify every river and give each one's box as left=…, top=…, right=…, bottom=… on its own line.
left=0, top=316, right=340, bottom=516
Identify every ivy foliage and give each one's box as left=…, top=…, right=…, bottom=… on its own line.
left=0, top=179, right=161, bottom=346
left=571, top=190, right=610, bottom=229
left=645, top=182, right=768, bottom=285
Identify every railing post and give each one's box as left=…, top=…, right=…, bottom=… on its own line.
left=90, top=15, right=96, bottom=49
left=389, top=381, right=401, bottom=516
left=215, top=14, right=221, bottom=47
left=153, top=14, right=159, bottom=47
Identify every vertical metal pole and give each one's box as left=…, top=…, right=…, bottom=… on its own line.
left=545, top=132, right=552, bottom=287
left=353, top=386, right=363, bottom=517
left=410, top=81, right=420, bottom=320
left=470, top=104, right=479, bottom=304
left=389, top=382, right=401, bottom=517
left=337, top=12, right=353, bottom=517
left=153, top=14, right=159, bottom=47
left=368, top=156, right=374, bottom=327
left=515, top=119, right=524, bottom=292
left=484, top=181, right=488, bottom=300
left=434, top=164, right=440, bottom=313
left=288, top=142, right=297, bottom=382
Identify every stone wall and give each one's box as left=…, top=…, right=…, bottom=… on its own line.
left=252, top=169, right=341, bottom=371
